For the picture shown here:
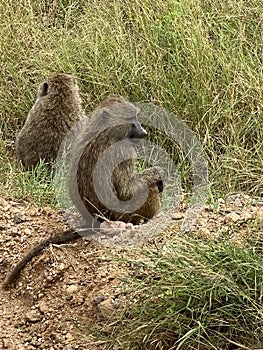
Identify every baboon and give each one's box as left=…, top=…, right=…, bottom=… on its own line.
left=68, top=94, right=164, bottom=225
left=2, top=95, right=163, bottom=289
left=16, top=73, right=85, bottom=168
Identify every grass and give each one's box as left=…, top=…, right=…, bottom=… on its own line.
left=97, top=232, right=263, bottom=349
left=0, top=139, right=56, bottom=206
left=0, top=0, right=262, bottom=197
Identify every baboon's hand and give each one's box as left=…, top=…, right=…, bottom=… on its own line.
left=139, top=166, right=164, bottom=189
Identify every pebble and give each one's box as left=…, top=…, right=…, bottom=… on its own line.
left=46, top=275, right=54, bottom=283
left=38, top=301, right=49, bottom=314
left=225, top=212, right=241, bottom=223
left=254, top=201, right=263, bottom=208
left=198, top=227, right=211, bottom=236
left=24, top=228, right=31, bottom=235
left=10, top=227, right=18, bottom=236
left=172, top=212, right=184, bottom=220
left=98, top=299, right=115, bottom=319
left=65, top=333, right=74, bottom=342
left=242, top=212, right=253, bottom=221
left=25, top=310, right=42, bottom=323
left=14, top=214, right=28, bottom=224
left=65, top=285, right=78, bottom=295
left=2, top=338, right=9, bottom=348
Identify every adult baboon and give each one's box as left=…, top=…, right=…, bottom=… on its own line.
left=16, top=73, right=85, bottom=168
left=2, top=95, right=163, bottom=289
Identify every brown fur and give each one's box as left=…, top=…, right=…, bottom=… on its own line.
left=2, top=95, right=163, bottom=289
left=68, top=95, right=163, bottom=225
left=16, top=73, right=84, bottom=168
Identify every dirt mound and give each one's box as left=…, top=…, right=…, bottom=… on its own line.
left=0, top=194, right=262, bottom=349
left=0, top=197, right=125, bottom=349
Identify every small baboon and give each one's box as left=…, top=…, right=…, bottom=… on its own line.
left=2, top=95, right=163, bottom=289
left=68, top=94, right=163, bottom=225
left=16, top=73, right=85, bottom=168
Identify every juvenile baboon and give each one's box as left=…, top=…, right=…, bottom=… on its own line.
left=16, top=73, right=85, bottom=168
left=68, top=94, right=164, bottom=225
left=2, top=95, right=163, bottom=289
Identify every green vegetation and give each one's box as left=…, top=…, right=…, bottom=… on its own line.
left=0, top=0, right=262, bottom=349
left=0, top=140, right=55, bottom=205
left=0, top=0, right=262, bottom=197
left=103, top=232, right=263, bottom=349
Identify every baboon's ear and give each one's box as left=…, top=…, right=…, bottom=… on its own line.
left=39, top=82, right=49, bottom=96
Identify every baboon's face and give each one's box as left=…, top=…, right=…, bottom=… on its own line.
left=98, top=102, right=147, bottom=143
left=127, top=117, right=147, bottom=140
left=107, top=115, right=147, bottom=144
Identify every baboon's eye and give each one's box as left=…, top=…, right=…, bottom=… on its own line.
left=40, top=82, right=49, bottom=96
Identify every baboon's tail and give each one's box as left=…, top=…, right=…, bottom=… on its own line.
left=2, top=229, right=80, bottom=290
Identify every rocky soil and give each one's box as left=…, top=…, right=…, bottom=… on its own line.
left=0, top=194, right=262, bottom=349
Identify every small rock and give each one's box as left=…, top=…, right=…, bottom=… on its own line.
left=2, top=205, right=10, bottom=212
left=65, top=333, right=74, bottom=342
left=256, top=210, right=263, bottom=220
left=24, top=228, right=31, bottom=235
left=172, top=212, right=184, bottom=220
left=25, top=310, right=42, bottom=323
left=45, top=275, right=54, bottom=283
left=2, top=338, right=9, bottom=349
left=220, top=225, right=229, bottom=233
left=225, top=212, right=241, bottom=223
left=38, top=301, right=49, bottom=314
left=0, top=198, right=9, bottom=208
left=198, top=227, right=211, bottom=236
left=91, top=295, right=104, bottom=306
left=58, top=263, right=66, bottom=271
left=10, top=227, right=18, bottom=236
left=14, top=213, right=28, bottom=224
left=100, top=220, right=135, bottom=232
left=31, top=336, right=41, bottom=347
left=242, top=212, right=253, bottom=221
left=98, top=299, right=116, bottom=319
left=66, top=285, right=78, bottom=295
left=226, top=194, right=242, bottom=204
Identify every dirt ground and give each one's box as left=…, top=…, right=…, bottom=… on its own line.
left=0, top=194, right=262, bottom=349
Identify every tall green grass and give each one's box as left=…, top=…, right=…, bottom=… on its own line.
left=100, top=233, right=263, bottom=349
left=0, top=0, right=262, bottom=196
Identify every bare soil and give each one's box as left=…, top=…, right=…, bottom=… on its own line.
left=0, top=194, right=262, bottom=349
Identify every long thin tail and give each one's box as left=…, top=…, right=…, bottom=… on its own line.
left=2, top=229, right=80, bottom=290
